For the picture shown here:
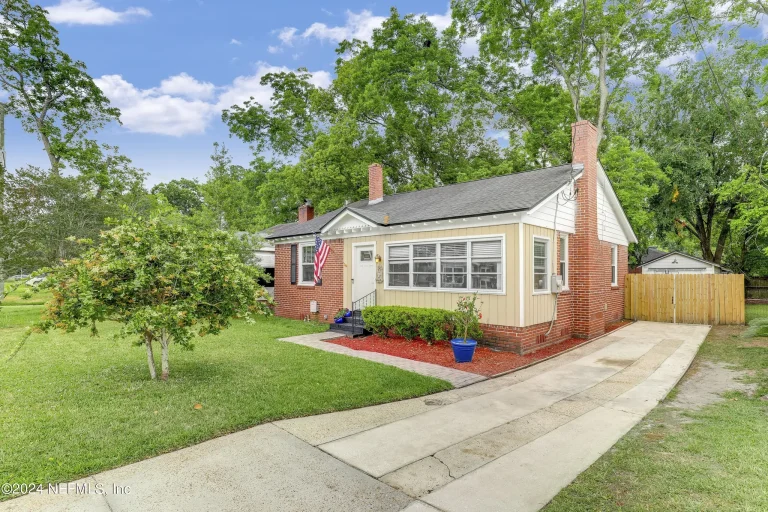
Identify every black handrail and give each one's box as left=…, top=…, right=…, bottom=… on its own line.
left=351, top=290, right=376, bottom=336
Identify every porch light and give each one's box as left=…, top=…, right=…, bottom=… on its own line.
left=375, top=254, right=382, bottom=263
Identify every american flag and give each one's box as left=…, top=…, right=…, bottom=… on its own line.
left=314, top=235, right=330, bottom=284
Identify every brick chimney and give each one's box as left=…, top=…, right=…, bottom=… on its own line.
left=298, top=201, right=314, bottom=223
left=368, top=163, right=384, bottom=205
left=569, top=120, right=605, bottom=339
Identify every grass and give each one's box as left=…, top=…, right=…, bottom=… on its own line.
left=746, top=303, right=768, bottom=324
left=0, top=306, right=451, bottom=497
left=1, top=281, right=53, bottom=306
left=545, top=308, right=768, bottom=511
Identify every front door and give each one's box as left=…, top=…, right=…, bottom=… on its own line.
left=352, top=244, right=376, bottom=304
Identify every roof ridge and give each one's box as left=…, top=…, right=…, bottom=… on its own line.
left=365, top=163, right=574, bottom=203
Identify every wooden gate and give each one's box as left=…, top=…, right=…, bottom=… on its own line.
left=625, top=274, right=744, bottom=325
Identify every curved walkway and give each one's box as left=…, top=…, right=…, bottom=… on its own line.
left=1, top=322, right=709, bottom=512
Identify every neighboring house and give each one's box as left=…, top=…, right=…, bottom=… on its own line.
left=237, top=230, right=276, bottom=295
left=265, top=121, right=637, bottom=354
left=635, top=248, right=728, bottom=274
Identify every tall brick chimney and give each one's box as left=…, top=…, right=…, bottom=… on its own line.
left=368, top=163, right=384, bottom=205
left=298, top=201, right=314, bottom=223
left=569, top=120, right=605, bottom=339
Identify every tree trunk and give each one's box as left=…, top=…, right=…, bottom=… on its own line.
left=0, top=258, right=5, bottom=301
left=160, top=333, right=170, bottom=381
left=596, top=34, right=610, bottom=143
left=145, top=336, right=157, bottom=380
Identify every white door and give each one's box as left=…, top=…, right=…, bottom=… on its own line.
left=352, top=244, right=376, bottom=304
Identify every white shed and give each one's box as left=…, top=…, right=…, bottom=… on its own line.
left=637, top=251, right=727, bottom=274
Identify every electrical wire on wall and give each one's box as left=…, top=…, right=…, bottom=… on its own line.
left=545, top=168, right=579, bottom=336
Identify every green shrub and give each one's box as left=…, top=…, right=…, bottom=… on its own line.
left=362, top=306, right=458, bottom=344
left=20, top=290, right=33, bottom=300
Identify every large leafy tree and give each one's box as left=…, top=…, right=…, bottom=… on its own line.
left=0, top=0, right=120, bottom=174
left=625, top=46, right=767, bottom=264
left=38, top=216, right=274, bottom=380
left=600, top=136, right=667, bottom=264
left=222, top=9, right=500, bottom=217
left=151, top=178, right=204, bottom=216
left=451, top=0, right=693, bottom=142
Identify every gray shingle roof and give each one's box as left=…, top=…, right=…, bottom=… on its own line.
left=266, top=164, right=578, bottom=239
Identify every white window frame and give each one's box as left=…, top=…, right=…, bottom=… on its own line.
left=611, top=245, right=618, bottom=286
left=384, top=234, right=506, bottom=295
left=532, top=235, right=550, bottom=295
left=299, top=242, right=316, bottom=286
left=559, top=234, right=569, bottom=289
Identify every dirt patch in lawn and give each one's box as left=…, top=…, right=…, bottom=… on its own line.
left=326, top=335, right=598, bottom=377
left=669, top=361, right=757, bottom=411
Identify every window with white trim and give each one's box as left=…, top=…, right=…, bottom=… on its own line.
left=533, top=237, right=549, bottom=292
left=611, top=245, right=618, bottom=286
left=559, top=235, right=568, bottom=288
left=388, top=245, right=410, bottom=287
left=300, top=243, right=315, bottom=285
left=386, top=238, right=503, bottom=292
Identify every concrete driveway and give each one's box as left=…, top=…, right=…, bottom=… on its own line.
left=1, top=321, right=709, bottom=512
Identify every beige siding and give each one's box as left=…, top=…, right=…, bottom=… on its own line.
left=343, top=225, right=522, bottom=327
left=523, top=224, right=557, bottom=326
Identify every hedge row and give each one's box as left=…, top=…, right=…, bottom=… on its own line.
left=361, top=306, right=482, bottom=343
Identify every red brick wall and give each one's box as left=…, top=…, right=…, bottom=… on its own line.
left=273, top=239, right=344, bottom=323
left=569, top=120, right=606, bottom=339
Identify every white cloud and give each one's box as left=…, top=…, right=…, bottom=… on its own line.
left=44, top=0, right=150, bottom=26
left=277, top=27, right=297, bottom=46
left=269, top=8, right=477, bottom=56
left=230, top=38, right=242, bottom=45
left=155, top=73, right=215, bottom=100
left=95, top=65, right=332, bottom=136
left=95, top=75, right=215, bottom=136
left=267, top=45, right=283, bottom=54
left=301, top=10, right=386, bottom=44
left=321, top=8, right=334, bottom=16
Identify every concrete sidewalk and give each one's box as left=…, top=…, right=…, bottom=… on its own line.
left=1, top=322, right=709, bottom=512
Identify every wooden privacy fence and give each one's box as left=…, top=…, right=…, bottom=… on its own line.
left=625, top=274, right=744, bottom=325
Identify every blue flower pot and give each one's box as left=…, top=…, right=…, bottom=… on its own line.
left=450, top=338, right=477, bottom=363
left=334, top=317, right=345, bottom=324
left=344, top=310, right=352, bottom=318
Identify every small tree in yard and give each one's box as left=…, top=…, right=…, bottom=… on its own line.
left=37, top=216, right=274, bottom=380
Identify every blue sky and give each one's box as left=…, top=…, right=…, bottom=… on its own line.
left=4, top=0, right=453, bottom=186
left=5, top=1, right=766, bottom=186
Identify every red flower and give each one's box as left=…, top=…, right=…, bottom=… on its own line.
left=478, top=313, right=482, bottom=319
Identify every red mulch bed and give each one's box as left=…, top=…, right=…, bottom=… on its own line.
left=327, top=320, right=632, bottom=377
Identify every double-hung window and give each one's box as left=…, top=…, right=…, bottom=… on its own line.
left=611, top=245, right=618, bottom=286
left=300, top=244, right=315, bottom=285
left=388, top=245, right=410, bottom=287
left=471, top=240, right=502, bottom=290
left=441, top=242, right=468, bottom=289
left=412, top=244, right=437, bottom=288
left=559, top=235, right=568, bottom=288
left=386, top=238, right=503, bottom=292
left=533, top=237, right=549, bottom=293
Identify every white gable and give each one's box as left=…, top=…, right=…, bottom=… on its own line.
left=522, top=181, right=577, bottom=234
left=321, top=210, right=376, bottom=234
left=597, top=179, right=630, bottom=246
left=642, top=253, right=717, bottom=274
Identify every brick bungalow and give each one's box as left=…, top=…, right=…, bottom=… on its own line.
left=265, top=121, right=636, bottom=354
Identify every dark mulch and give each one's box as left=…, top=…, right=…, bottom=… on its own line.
left=328, top=321, right=633, bottom=378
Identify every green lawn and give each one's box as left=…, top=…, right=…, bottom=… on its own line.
left=1, top=280, right=53, bottom=306
left=545, top=306, right=768, bottom=511
left=0, top=305, right=451, bottom=497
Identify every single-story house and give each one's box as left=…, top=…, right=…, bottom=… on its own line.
left=265, top=121, right=637, bottom=354
left=635, top=248, right=729, bottom=274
